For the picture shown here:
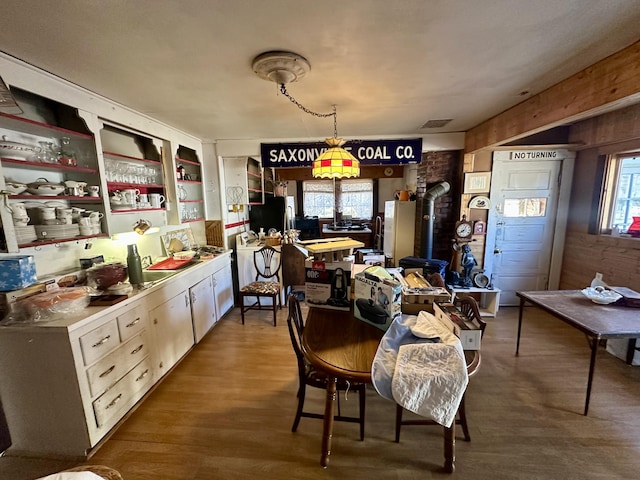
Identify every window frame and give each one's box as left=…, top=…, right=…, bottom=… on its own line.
left=302, top=178, right=374, bottom=220
left=600, top=152, right=640, bottom=234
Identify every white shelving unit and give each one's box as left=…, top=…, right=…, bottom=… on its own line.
left=448, top=286, right=501, bottom=317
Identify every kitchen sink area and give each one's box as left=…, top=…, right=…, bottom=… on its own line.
left=140, top=270, right=179, bottom=284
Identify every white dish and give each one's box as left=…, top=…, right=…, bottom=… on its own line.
left=581, top=287, right=622, bottom=305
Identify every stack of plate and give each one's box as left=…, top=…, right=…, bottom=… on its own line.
left=35, top=224, right=80, bottom=240
left=14, top=225, right=37, bottom=244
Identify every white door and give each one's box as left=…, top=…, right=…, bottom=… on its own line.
left=484, top=152, right=573, bottom=305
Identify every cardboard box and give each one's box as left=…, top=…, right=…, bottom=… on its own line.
left=353, top=267, right=402, bottom=331
left=433, top=302, right=482, bottom=350
left=401, top=285, right=450, bottom=314
left=305, top=259, right=353, bottom=310
left=0, top=255, right=37, bottom=291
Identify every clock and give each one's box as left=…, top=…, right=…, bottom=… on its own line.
left=384, top=167, right=394, bottom=177
left=455, top=215, right=473, bottom=242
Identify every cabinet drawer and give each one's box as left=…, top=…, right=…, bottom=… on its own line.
left=92, top=355, right=154, bottom=429
left=116, top=304, right=148, bottom=342
left=86, top=331, right=150, bottom=397
left=79, top=319, right=120, bottom=366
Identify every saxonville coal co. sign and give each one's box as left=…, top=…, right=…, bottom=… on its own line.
left=260, top=138, right=423, bottom=168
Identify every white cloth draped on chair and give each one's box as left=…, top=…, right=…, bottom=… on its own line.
left=371, top=311, right=468, bottom=427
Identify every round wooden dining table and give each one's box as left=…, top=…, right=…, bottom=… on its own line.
left=301, top=306, right=384, bottom=467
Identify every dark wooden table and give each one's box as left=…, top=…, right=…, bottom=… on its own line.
left=302, top=307, right=383, bottom=467
left=517, top=290, right=640, bottom=415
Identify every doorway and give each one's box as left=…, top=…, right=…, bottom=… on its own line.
left=483, top=150, right=575, bottom=305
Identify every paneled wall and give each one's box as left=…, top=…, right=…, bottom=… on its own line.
left=560, top=103, right=640, bottom=290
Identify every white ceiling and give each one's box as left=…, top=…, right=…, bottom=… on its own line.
left=2, top=0, right=640, bottom=145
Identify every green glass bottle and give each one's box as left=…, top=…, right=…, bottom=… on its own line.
left=127, top=244, right=143, bottom=286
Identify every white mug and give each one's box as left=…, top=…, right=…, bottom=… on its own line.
left=56, top=207, right=73, bottom=216
left=149, top=193, right=165, bottom=208
left=58, top=214, right=72, bottom=225
left=78, top=217, right=92, bottom=226
left=88, top=185, right=100, bottom=197
left=40, top=207, right=56, bottom=220
left=9, top=203, right=27, bottom=216
left=13, top=215, right=30, bottom=226
left=89, top=211, right=104, bottom=224
left=123, top=189, right=140, bottom=206
left=138, top=193, right=149, bottom=204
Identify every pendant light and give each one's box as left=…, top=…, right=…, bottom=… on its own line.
left=252, top=51, right=360, bottom=178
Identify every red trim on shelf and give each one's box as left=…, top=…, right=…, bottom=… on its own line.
left=246, top=171, right=262, bottom=178
left=10, top=195, right=103, bottom=201
left=1, top=158, right=98, bottom=173
left=106, top=182, right=164, bottom=189
left=18, top=233, right=109, bottom=248
left=181, top=217, right=205, bottom=223
left=179, top=199, right=203, bottom=203
left=111, top=207, right=165, bottom=213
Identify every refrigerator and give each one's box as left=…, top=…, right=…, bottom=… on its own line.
left=383, top=200, right=416, bottom=266
left=249, top=196, right=294, bottom=234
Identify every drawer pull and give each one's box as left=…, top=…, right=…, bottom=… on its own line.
left=130, top=344, right=144, bottom=355
left=106, top=394, right=123, bottom=409
left=99, top=365, right=116, bottom=378
left=135, top=369, right=150, bottom=382
left=92, top=335, right=111, bottom=348
left=125, top=317, right=141, bottom=328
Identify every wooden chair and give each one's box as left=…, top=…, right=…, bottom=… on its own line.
left=239, top=246, right=282, bottom=327
left=394, top=295, right=487, bottom=472
left=286, top=294, right=367, bottom=440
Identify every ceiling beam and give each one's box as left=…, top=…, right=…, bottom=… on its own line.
left=465, top=40, right=640, bottom=153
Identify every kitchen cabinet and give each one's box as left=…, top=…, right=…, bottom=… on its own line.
left=175, top=145, right=205, bottom=223
left=212, top=253, right=234, bottom=318
left=0, top=299, right=153, bottom=457
left=223, top=156, right=265, bottom=205
left=100, top=124, right=168, bottom=234
left=149, top=289, right=195, bottom=379
left=190, top=276, right=216, bottom=343
left=0, top=253, right=231, bottom=458
left=0, top=89, right=108, bottom=252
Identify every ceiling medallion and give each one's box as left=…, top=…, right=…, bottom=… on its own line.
left=252, top=51, right=311, bottom=85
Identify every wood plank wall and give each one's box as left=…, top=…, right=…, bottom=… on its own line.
left=560, top=103, right=640, bottom=290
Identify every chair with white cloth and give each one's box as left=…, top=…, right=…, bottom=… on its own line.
left=394, top=295, right=486, bottom=443
left=371, top=296, right=485, bottom=473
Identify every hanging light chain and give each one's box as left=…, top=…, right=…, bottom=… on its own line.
left=279, top=84, right=338, bottom=138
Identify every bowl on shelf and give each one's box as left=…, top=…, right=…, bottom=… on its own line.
left=4, top=181, right=28, bottom=194
left=0, top=136, right=40, bottom=160
left=26, top=178, right=65, bottom=196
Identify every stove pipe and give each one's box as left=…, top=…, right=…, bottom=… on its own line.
left=423, top=181, right=451, bottom=259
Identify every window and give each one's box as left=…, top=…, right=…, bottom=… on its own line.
left=603, top=153, right=640, bottom=232
left=503, top=198, right=547, bottom=217
left=303, top=179, right=373, bottom=219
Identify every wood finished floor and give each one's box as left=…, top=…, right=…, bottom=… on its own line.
left=2, top=303, right=640, bottom=480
